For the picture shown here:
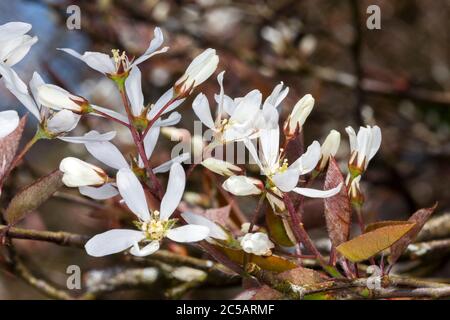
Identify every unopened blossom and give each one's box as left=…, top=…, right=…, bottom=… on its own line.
left=192, top=72, right=279, bottom=146
left=175, top=48, right=219, bottom=96
left=85, top=163, right=212, bottom=257
left=201, top=158, right=242, bottom=176
left=0, top=22, right=38, bottom=67
left=284, top=94, right=314, bottom=136
left=0, top=64, right=82, bottom=136
left=37, top=84, right=89, bottom=113
left=59, top=157, right=108, bottom=187
left=346, top=125, right=381, bottom=173
left=60, top=129, right=188, bottom=200
left=0, top=110, right=19, bottom=139
left=58, top=27, right=167, bottom=77
left=240, top=232, right=274, bottom=256
left=222, top=176, right=264, bottom=196
left=347, top=175, right=363, bottom=206
left=318, top=129, right=341, bottom=170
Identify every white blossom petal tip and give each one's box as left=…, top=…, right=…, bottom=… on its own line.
left=0, top=110, right=20, bottom=139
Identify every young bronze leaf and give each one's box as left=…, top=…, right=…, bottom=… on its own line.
left=0, top=115, right=27, bottom=183
left=5, top=170, right=64, bottom=225
left=365, top=220, right=411, bottom=233
left=266, top=208, right=295, bottom=247
left=323, top=157, right=351, bottom=248
left=336, top=222, right=415, bottom=262
left=389, top=204, right=437, bottom=265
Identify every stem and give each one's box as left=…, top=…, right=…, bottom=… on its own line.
left=118, top=85, right=163, bottom=199
left=283, top=193, right=342, bottom=278
left=249, top=193, right=266, bottom=232
left=143, top=97, right=177, bottom=138
left=9, top=131, right=41, bottom=170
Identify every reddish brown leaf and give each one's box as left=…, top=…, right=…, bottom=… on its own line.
left=5, top=170, right=63, bottom=225
left=0, top=115, right=27, bottom=184
left=266, top=207, right=295, bottom=247
left=337, top=222, right=415, bottom=262
left=323, top=157, right=351, bottom=248
left=203, top=205, right=231, bottom=226
left=389, top=204, right=437, bottom=264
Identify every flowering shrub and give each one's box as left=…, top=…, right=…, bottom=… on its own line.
left=0, top=21, right=445, bottom=300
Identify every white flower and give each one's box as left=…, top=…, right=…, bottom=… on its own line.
left=222, top=176, right=263, bottom=196
left=192, top=72, right=279, bottom=145
left=284, top=94, right=314, bottom=136
left=240, top=232, right=274, bottom=256
left=0, top=22, right=37, bottom=67
left=58, top=27, right=167, bottom=76
left=175, top=48, right=219, bottom=95
left=241, top=127, right=342, bottom=199
left=59, top=157, right=108, bottom=187
left=85, top=163, right=211, bottom=257
left=201, top=158, right=242, bottom=176
left=346, top=125, right=381, bottom=171
left=37, top=84, right=88, bottom=113
left=0, top=110, right=19, bottom=139
left=0, top=65, right=82, bottom=136
left=318, top=129, right=341, bottom=170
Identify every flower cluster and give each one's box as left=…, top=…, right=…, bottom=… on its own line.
left=0, top=21, right=382, bottom=261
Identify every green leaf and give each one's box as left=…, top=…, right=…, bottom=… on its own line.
left=336, top=222, right=415, bottom=262
left=323, top=157, right=351, bottom=248
left=388, top=204, right=437, bottom=264
left=5, top=170, right=64, bottom=225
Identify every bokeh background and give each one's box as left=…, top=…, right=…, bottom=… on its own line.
left=0, top=0, right=449, bottom=299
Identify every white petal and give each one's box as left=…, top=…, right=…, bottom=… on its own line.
left=90, top=104, right=130, bottom=124
left=230, top=89, right=262, bottom=124
left=59, top=130, right=116, bottom=143
left=148, top=88, right=185, bottom=119
left=345, top=126, right=357, bottom=153
left=166, top=225, right=210, bottom=243
left=153, top=153, right=190, bottom=174
left=159, top=163, right=185, bottom=220
left=181, top=212, right=228, bottom=240
left=263, top=82, right=289, bottom=109
left=260, top=128, right=279, bottom=170
left=79, top=184, right=118, bottom=200
left=0, top=64, right=40, bottom=119
left=117, top=168, right=150, bottom=221
left=0, top=22, right=31, bottom=42
left=47, top=109, right=80, bottom=134
left=290, top=140, right=321, bottom=174
left=201, top=158, right=241, bottom=176
left=29, top=72, right=45, bottom=102
left=192, top=93, right=215, bottom=129
left=222, top=176, right=262, bottom=196
left=154, top=112, right=182, bottom=127
left=85, top=229, right=145, bottom=257
left=37, top=84, right=83, bottom=112
left=58, top=48, right=115, bottom=74
left=293, top=183, right=342, bottom=198
left=215, top=71, right=225, bottom=122
left=3, top=35, right=38, bottom=67
left=0, top=110, right=19, bottom=139
left=132, top=27, right=167, bottom=66
left=125, top=67, right=144, bottom=116
left=368, top=126, right=382, bottom=161
left=272, top=168, right=300, bottom=192
left=143, top=126, right=160, bottom=159
left=130, top=240, right=160, bottom=257
left=85, top=140, right=128, bottom=170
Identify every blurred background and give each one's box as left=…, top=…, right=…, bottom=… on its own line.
left=0, top=0, right=449, bottom=299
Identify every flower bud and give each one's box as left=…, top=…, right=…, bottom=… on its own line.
left=59, top=157, right=108, bottom=187
left=222, top=176, right=263, bottom=196
left=240, top=232, right=274, bottom=256
left=46, top=110, right=80, bottom=135
left=284, top=94, right=314, bottom=136
left=318, top=129, right=341, bottom=170
left=201, top=158, right=242, bottom=176
left=347, top=175, right=363, bottom=207
left=37, top=84, right=89, bottom=113
left=346, top=125, right=381, bottom=175
left=174, top=48, right=219, bottom=97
